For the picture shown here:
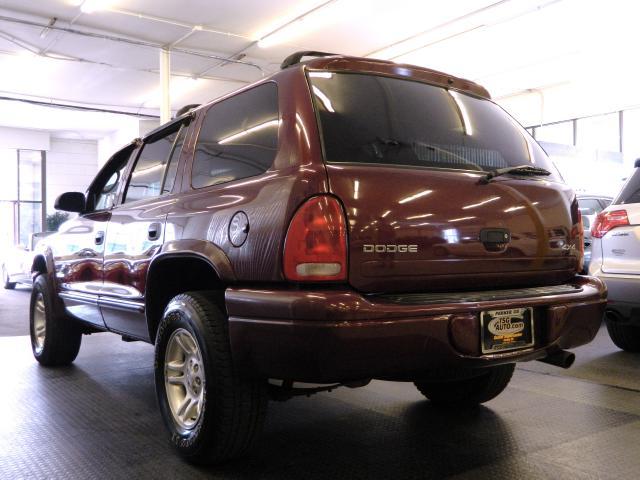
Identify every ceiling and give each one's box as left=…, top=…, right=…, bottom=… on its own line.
left=0, top=0, right=636, bottom=130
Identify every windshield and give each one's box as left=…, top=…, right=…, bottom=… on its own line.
left=308, top=71, right=560, bottom=180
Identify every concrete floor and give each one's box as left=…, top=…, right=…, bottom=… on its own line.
left=2, top=286, right=640, bottom=479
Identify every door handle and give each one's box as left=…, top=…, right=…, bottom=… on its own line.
left=148, top=223, right=162, bottom=241
left=95, top=231, right=105, bottom=245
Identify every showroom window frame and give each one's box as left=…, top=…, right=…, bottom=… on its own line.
left=3, top=149, right=47, bottom=246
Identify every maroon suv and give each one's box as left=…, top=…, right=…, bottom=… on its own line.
left=30, top=51, right=606, bottom=464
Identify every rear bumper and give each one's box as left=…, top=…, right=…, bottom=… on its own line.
left=592, top=273, right=640, bottom=325
left=226, top=276, right=607, bottom=383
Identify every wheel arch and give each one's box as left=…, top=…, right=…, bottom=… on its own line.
left=145, top=240, right=236, bottom=343
left=31, top=249, right=57, bottom=286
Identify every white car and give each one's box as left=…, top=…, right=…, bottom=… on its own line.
left=1, top=232, right=53, bottom=289
left=589, top=163, right=640, bottom=351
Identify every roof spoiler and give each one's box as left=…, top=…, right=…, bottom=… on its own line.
left=281, top=50, right=339, bottom=70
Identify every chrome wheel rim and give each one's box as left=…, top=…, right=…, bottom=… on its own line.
left=164, top=328, right=205, bottom=431
left=33, top=292, right=46, bottom=354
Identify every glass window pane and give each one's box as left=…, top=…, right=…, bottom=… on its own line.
left=193, top=83, right=279, bottom=189
left=0, top=149, right=18, bottom=201
left=308, top=72, right=557, bottom=177
left=623, top=108, right=640, bottom=167
left=19, top=202, right=42, bottom=247
left=577, top=113, right=619, bottom=152
left=534, top=122, right=573, bottom=145
left=124, top=131, right=178, bottom=203
left=18, top=150, right=42, bottom=201
left=577, top=198, right=602, bottom=215
left=162, top=125, right=187, bottom=194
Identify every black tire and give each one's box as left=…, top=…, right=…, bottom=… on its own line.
left=2, top=265, right=16, bottom=289
left=414, top=363, right=515, bottom=406
left=29, top=274, right=82, bottom=366
left=154, top=291, right=268, bottom=464
left=606, top=318, right=640, bottom=352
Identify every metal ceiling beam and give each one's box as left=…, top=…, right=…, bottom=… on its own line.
left=0, top=13, right=266, bottom=75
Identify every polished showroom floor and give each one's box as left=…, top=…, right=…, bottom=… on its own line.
left=2, top=286, right=640, bottom=479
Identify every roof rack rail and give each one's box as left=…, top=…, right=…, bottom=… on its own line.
left=280, top=50, right=339, bottom=70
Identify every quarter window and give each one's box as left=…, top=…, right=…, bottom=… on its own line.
left=162, top=125, right=187, bottom=194
left=192, top=83, right=279, bottom=189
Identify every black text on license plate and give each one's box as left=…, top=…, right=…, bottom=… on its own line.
left=480, top=307, right=534, bottom=354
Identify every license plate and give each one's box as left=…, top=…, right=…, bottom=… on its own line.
left=480, top=307, right=534, bottom=354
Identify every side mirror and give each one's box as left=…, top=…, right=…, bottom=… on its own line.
left=54, top=192, right=85, bottom=213
left=635, top=158, right=640, bottom=168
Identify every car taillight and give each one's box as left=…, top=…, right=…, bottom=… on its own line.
left=575, top=210, right=584, bottom=273
left=283, top=195, right=347, bottom=282
left=591, top=210, right=629, bottom=238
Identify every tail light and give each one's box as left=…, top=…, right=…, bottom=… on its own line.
left=283, top=195, right=347, bottom=282
left=576, top=210, right=584, bottom=273
left=591, top=210, right=629, bottom=238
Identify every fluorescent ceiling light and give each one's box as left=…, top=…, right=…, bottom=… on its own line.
left=256, top=0, right=357, bottom=48
left=372, top=0, right=564, bottom=61
left=80, top=0, right=116, bottom=14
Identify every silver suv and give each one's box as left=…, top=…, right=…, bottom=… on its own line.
left=578, top=195, right=612, bottom=273
left=589, top=161, right=640, bottom=351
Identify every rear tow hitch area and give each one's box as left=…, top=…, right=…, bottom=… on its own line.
left=268, top=379, right=371, bottom=401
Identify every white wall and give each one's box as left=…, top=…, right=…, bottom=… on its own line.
left=97, top=117, right=154, bottom=167
left=47, top=138, right=98, bottom=214
left=0, top=126, right=49, bottom=151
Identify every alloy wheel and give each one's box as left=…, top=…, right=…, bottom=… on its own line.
left=164, top=328, right=206, bottom=431
left=33, top=292, right=46, bottom=354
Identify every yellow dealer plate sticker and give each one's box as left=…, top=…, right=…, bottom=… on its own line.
left=480, top=307, right=534, bottom=354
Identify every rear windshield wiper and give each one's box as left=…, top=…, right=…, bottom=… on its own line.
left=480, top=165, right=551, bottom=184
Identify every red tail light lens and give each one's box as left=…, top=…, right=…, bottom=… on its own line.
left=591, top=210, right=629, bottom=238
left=284, top=195, right=347, bottom=282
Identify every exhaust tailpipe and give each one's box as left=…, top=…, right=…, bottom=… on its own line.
left=537, top=350, right=575, bottom=369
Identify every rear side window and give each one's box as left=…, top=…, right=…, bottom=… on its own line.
left=614, top=169, right=640, bottom=204
left=578, top=198, right=604, bottom=215
left=192, top=83, right=279, bottom=189
left=124, top=128, right=180, bottom=203
left=308, top=72, right=558, bottom=179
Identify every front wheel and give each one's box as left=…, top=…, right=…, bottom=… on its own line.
left=154, top=291, right=267, bottom=464
left=414, top=363, right=515, bottom=407
left=29, top=274, right=82, bottom=366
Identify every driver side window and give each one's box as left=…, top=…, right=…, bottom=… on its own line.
left=88, top=146, right=136, bottom=212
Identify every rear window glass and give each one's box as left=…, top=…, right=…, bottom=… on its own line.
left=614, top=168, right=640, bottom=204
left=308, top=72, right=559, bottom=178
left=578, top=198, right=604, bottom=215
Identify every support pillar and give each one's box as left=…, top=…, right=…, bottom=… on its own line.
left=159, top=47, right=171, bottom=124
